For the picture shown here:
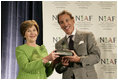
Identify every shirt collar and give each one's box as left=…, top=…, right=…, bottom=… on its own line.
left=66, top=28, right=76, bottom=39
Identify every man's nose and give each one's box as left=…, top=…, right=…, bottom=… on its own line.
left=64, top=22, right=68, bottom=26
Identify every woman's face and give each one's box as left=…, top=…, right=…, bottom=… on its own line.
left=24, top=26, right=38, bottom=43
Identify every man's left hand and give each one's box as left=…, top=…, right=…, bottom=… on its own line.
left=64, top=50, right=80, bottom=62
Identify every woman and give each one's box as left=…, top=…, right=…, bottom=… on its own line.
left=15, top=20, right=59, bottom=79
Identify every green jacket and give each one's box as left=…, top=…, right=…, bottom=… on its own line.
left=15, top=44, right=53, bottom=79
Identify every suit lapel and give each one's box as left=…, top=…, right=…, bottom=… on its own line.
left=74, top=31, right=83, bottom=43
left=61, top=30, right=84, bottom=50
left=61, top=36, right=69, bottom=49
left=74, top=30, right=84, bottom=47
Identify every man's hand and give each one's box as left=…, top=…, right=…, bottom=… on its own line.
left=61, top=57, right=69, bottom=66
left=64, top=50, right=80, bottom=62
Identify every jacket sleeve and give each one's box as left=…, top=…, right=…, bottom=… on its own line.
left=41, top=45, right=54, bottom=77
left=16, top=47, right=44, bottom=73
left=44, top=63, right=53, bottom=77
left=55, top=62, right=68, bottom=74
left=79, top=32, right=101, bottom=67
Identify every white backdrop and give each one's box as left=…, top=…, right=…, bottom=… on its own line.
left=43, top=1, right=117, bottom=79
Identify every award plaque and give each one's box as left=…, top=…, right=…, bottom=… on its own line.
left=55, top=50, right=73, bottom=57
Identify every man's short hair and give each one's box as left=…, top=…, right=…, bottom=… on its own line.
left=57, top=10, right=74, bottom=24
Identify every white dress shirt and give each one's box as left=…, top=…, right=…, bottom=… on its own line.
left=66, top=28, right=77, bottom=43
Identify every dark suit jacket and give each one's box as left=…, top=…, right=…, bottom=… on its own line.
left=55, top=30, right=101, bottom=79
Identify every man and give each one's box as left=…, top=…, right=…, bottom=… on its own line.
left=55, top=10, right=101, bottom=79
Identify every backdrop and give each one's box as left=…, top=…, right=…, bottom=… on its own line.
left=43, top=1, right=117, bottom=79
left=1, top=1, right=43, bottom=79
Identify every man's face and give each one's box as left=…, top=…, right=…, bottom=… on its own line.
left=58, top=14, right=75, bottom=35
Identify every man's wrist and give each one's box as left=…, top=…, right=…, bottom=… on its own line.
left=75, top=56, right=80, bottom=62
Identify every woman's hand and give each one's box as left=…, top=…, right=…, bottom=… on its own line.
left=43, top=50, right=60, bottom=64
left=48, top=50, right=60, bottom=61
